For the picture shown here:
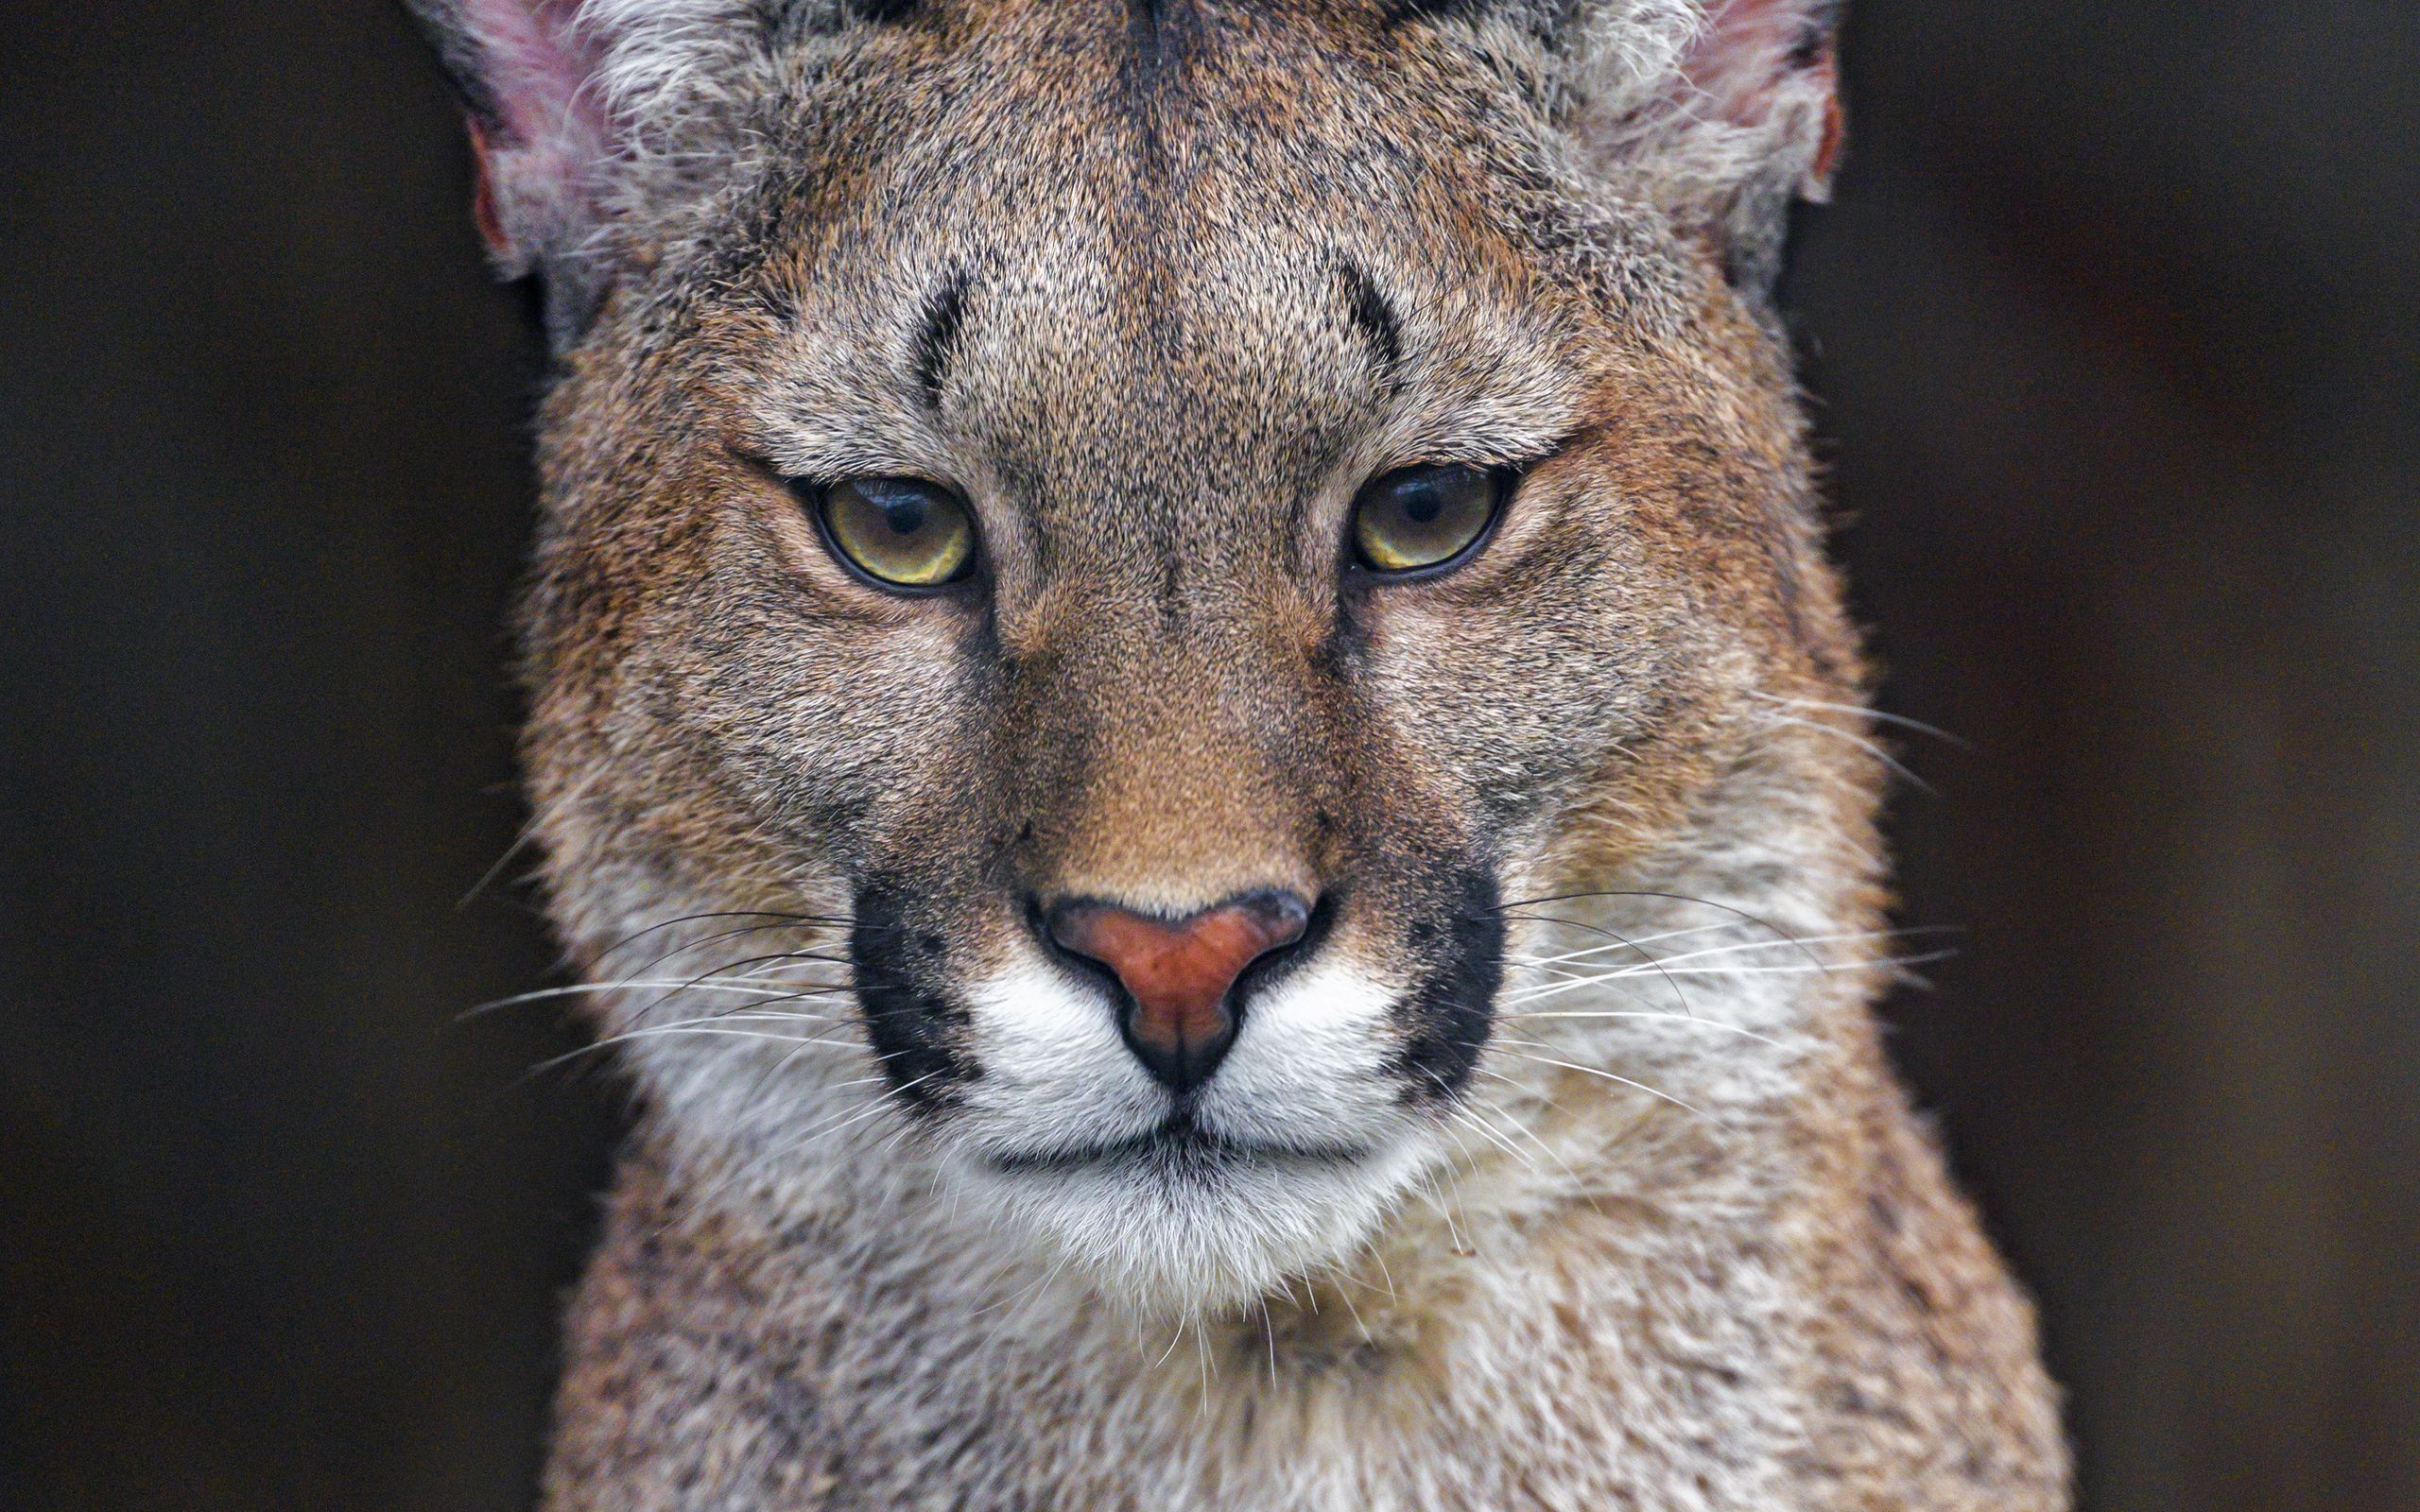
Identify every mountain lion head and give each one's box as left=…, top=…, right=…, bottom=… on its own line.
left=418, top=0, right=1866, bottom=1314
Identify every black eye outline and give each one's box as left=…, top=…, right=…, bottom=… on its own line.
left=790, top=475, right=983, bottom=596
left=1345, top=462, right=1514, bottom=582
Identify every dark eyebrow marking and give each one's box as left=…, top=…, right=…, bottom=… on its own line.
left=1340, top=260, right=1405, bottom=390
left=910, top=271, right=970, bottom=412
left=1129, top=0, right=1165, bottom=68
left=796, top=0, right=920, bottom=31
left=1385, top=0, right=1493, bottom=26
left=1125, top=0, right=1201, bottom=100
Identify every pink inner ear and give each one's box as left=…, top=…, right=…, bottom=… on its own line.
left=461, top=0, right=611, bottom=149
left=1681, top=0, right=1832, bottom=126
left=453, top=0, right=617, bottom=265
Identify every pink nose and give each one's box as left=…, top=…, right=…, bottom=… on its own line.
left=1046, top=891, right=1312, bottom=1091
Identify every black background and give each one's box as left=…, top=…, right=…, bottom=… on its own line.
left=4, top=4, right=2414, bottom=1508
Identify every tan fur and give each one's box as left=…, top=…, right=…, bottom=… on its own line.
left=409, top=1, right=2068, bottom=1505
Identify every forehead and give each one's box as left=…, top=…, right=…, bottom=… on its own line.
left=710, top=3, right=1618, bottom=494
left=769, top=1, right=1548, bottom=272
left=754, top=16, right=1597, bottom=355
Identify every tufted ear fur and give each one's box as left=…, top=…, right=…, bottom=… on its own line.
left=1425, top=0, right=1846, bottom=292
left=404, top=0, right=785, bottom=343
left=1583, top=0, right=1845, bottom=290
left=1626, top=0, right=1845, bottom=290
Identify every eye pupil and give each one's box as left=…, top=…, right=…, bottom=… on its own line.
left=1351, top=463, right=1505, bottom=576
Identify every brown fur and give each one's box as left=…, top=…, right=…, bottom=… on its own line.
left=407, top=1, right=2068, bottom=1505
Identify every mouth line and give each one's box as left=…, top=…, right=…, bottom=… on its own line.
left=987, top=1119, right=1374, bottom=1177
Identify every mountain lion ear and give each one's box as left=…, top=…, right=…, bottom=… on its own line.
left=407, top=1, right=620, bottom=334
left=1582, top=0, right=1846, bottom=291
left=404, top=0, right=783, bottom=343
left=1668, top=0, right=1845, bottom=191
left=1409, top=0, right=1845, bottom=292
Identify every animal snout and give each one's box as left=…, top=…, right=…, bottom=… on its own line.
left=1045, top=890, right=1312, bottom=1092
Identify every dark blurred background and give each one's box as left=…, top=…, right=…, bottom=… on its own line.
left=2, top=3, right=2412, bottom=1508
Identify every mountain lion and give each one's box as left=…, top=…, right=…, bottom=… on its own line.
left=408, top=1, right=2068, bottom=1505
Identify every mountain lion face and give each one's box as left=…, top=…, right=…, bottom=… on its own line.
left=476, top=0, right=1855, bottom=1312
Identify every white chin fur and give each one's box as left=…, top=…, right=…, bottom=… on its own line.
left=955, top=1131, right=1441, bottom=1319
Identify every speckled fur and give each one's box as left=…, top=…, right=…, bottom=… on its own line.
left=407, top=2, right=2068, bottom=1506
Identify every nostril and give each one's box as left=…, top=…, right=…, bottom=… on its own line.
left=1044, top=890, right=1312, bottom=1092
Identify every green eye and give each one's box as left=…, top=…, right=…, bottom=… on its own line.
left=816, top=477, right=977, bottom=590
left=1351, top=463, right=1506, bottom=576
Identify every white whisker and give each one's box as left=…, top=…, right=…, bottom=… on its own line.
left=480, top=979, right=850, bottom=1010
left=1757, top=710, right=1933, bottom=792
left=1488, top=1042, right=1732, bottom=1129
left=1445, top=1104, right=1535, bottom=1171
left=1503, top=950, right=1955, bottom=1004
left=1499, top=935, right=1956, bottom=1005
left=1500, top=1009, right=1783, bottom=1044
left=1514, top=925, right=1936, bottom=976
left=1752, top=691, right=1967, bottom=747
left=1503, top=917, right=1778, bottom=971
left=530, top=1024, right=859, bottom=1075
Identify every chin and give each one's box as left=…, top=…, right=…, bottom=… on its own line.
left=959, top=1125, right=1440, bottom=1318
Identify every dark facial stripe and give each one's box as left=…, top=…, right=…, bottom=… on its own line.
left=1122, top=0, right=1207, bottom=102
left=1385, top=0, right=1496, bottom=26
left=1128, top=0, right=1168, bottom=78
left=789, top=1, right=920, bottom=37
left=851, top=883, right=980, bottom=1109
left=909, top=271, right=970, bottom=412
left=1392, top=864, right=1504, bottom=1101
left=1340, top=260, right=1405, bottom=390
